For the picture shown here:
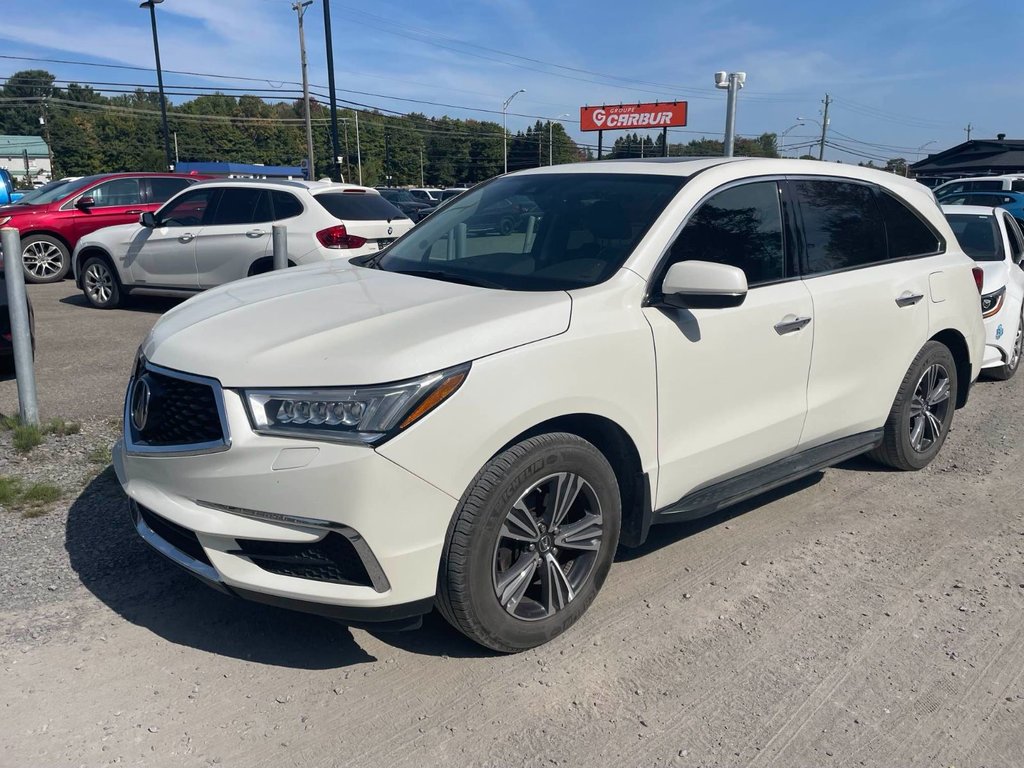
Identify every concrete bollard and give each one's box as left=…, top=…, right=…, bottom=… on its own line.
left=1, top=227, right=39, bottom=426
left=272, top=224, right=288, bottom=271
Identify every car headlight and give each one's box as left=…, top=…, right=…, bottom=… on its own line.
left=981, top=286, right=1006, bottom=318
left=242, top=364, right=469, bottom=445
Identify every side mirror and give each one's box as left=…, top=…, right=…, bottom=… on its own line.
left=140, top=212, right=157, bottom=228
left=76, top=196, right=95, bottom=209
left=658, top=260, right=748, bottom=309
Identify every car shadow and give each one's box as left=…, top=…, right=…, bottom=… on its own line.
left=59, top=293, right=183, bottom=314
left=615, top=471, right=825, bottom=561
left=65, top=468, right=376, bottom=669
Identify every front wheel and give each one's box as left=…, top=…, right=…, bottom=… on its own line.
left=437, top=433, right=621, bottom=652
left=985, top=310, right=1023, bottom=381
left=869, top=341, right=957, bottom=471
left=81, top=257, right=122, bottom=309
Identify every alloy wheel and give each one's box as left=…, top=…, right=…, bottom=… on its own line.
left=908, top=363, right=951, bottom=452
left=22, top=241, right=65, bottom=279
left=1009, top=315, right=1023, bottom=371
left=84, top=262, right=114, bottom=305
left=492, top=472, right=604, bottom=621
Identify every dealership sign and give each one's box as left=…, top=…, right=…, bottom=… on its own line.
left=579, top=102, right=688, bottom=132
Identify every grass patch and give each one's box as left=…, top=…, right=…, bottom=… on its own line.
left=88, top=444, right=112, bottom=465
left=0, top=414, right=21, bottom=431
left=43, top=418, right=81, bottom=437
left=0, top=475, right=62, bottom=516
left=12, top=424, right=43, bottom=454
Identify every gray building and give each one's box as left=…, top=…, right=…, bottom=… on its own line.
left=0, top=135, right=52, bottom=184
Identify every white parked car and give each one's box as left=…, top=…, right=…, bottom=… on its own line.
left=115, top=158, right=985, bottom=652
left=72, top=179, right=413, bottom=309
left=934, top=174, right=1024, bottom=199
left=408, top=187, right=443, bottom=203
left=943, top=204, right=1024, bottom=379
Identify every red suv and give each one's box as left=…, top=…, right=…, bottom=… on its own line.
left=0, top=173, right=207, bottom=284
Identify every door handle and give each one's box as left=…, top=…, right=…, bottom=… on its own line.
left=895, top=291, right=925, bottom=307
left=125, top=209, right=144, bottom=215
left=774, top=315, right=812, bottom=335
left=178, top=233, right=195, bottom=243
left=245, top=229, right=266, bottom=238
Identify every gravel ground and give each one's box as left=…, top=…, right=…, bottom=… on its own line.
left=1, top=283, right=1023, bottom=767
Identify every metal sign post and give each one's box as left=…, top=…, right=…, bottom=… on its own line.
left=1, top=228, right=39, bottom=426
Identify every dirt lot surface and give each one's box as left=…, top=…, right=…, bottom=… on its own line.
left=2, top=281, right=1024, bottom=767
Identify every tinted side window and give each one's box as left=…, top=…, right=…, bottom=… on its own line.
left=210, top=188, right=271, bottom=225
left=89, top=178, right=142, bottom=207
left=794, top=180, right=886, bottom=274
left=271, top=191, right=303, bottom=220
left=971, top=180, right=1002, bottom=192
left=1004, top=214, right=1024, bottom=262
left=876, top=191, right=942, bottom=258
left=157, top=188, right=217, bottom=227
left=1011, top=180, right=1024, bottom=193
left=149, top=177, right=191, bottom=203
left=666, top=181, right=785, bottom=285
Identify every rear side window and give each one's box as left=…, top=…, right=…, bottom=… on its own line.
left=210, top=188, right=272, bottom=225
left=970, top=180, right=1002, bottom=192
left=793, top=180, right=886, bottom=274
left=148, top=177, right=191, bottom=203
left=314, top=192, right=408, bottom=221
left=271, top=191, right=303, bottom=220
left=666, top=181, right=786, bottom=285
left=875, top=191, right=942, bottom=258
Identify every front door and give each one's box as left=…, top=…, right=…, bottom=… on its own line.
left=643, top=180, right=814, bottom=510
left=70, top=177, right=146, bottom=242
left=126, top=187, right=215, bottom=288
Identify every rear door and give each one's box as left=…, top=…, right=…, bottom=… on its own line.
left=312, top=190, right=413, bottom=249
left=126, top=187, right=214, bottom=288
left=192, top=187, right=272, bottom=287
left=793, top=178, right=940, bottom=447
left=69, top=177, right=146, bottom=243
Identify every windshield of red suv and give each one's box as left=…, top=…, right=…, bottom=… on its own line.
left=15, top=176, right=98, bottom=205
left=369, top=173, right=685, bottom=291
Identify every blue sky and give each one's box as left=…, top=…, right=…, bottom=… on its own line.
left=0, top=0, right=1020, bottom=163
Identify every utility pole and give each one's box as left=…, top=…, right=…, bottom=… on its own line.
left=322, top=0, right=342, bottom=182
left=384, top=127, right=391, bottom=187
left=964, top=123, right=973, bottom=141
left=420, top=145, right=424, bottom=187
left=38, top=100, right=54, bottom=178
left=354, top=111, right=362, bottom=184
left=818, top=93, right=831, bottom=161
left=293, top=1, right=315, bottom=181
left=715, top=71, right=746, bottom=157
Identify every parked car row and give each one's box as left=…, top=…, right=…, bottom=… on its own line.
left=112, top=157, right=998, bottom=652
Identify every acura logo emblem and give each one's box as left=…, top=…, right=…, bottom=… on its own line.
left=131, top=378, right=151, bottom=432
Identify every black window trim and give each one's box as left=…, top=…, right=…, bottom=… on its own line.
left=786, top=174, right=946, bottom=281
left=644, top=174, right=799, bottom=307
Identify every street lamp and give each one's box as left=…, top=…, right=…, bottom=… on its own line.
left=139, top=0, right=173, bottom=172
left=503, top=88, right=525, bottom=174
left=778, top=122, right=805, bottom=157
left=550, top=113, right=569, bottom=166
left=714, top=71, right=746, bottom=157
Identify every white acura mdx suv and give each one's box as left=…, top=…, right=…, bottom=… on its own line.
left=115, top=158, right=985, bottom=652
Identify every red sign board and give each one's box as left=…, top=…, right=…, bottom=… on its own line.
left=580, top=102, right=688, bottom=132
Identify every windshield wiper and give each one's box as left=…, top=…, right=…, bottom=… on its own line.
left=393, top=269, right=504, bottom=290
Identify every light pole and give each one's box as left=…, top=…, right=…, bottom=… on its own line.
left=293, top=0, right=315, bottom=180
left=714, top=71, right=746, bottom=157
left=778, top=122, right=805, bottom=157
left=503, top=88, right=525, bottom=175
left=549, top=113, right=569, bottom=166
left=140, top=0, right=173, bottom=171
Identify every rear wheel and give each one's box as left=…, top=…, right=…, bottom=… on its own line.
left=81, top=256, right=122, bottom=309
left=985, top=310, right=1023, bottom=381
left=437, top=433, right=621, bottom=652
left=21, top=234, right=70, bottom=284
left=869, top=341, right=957, bottom=471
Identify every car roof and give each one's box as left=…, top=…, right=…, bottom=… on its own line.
left=189, top=178, right=381, bottom=195
left=941, top=204, right=1000, bottom=216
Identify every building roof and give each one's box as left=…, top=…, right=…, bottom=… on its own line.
left=910, top=138, right=1024, bottom=177
left=175, top=161, right=306, bottom=178
left=0, top=135, right=49, bottom=158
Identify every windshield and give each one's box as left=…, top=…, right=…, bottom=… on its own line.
left=371, top=173, right=685, bottom=291
left=315, top=192, right=408, bottom=221
left=946, top=213, right=1004, bottom=261
left=15, top=176, right=96, bottom=205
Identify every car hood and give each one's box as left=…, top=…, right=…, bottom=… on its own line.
left=977, top=261, right=1009, bottom=293
left=0, top=202, right=48, bottom=217
left=143, top=260, right=572, bottom=386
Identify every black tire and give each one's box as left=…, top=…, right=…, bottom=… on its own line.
left=869, top=341, right=957, bottom=471
left=498, top=216, right=514, bottom=236
left=983, top=310, right=1023, bottom=381
left=21, top=234, right=70, bottom=284
left=437, top=432, right=621, bottom=652
left=81, top=256, right=122, bottom=309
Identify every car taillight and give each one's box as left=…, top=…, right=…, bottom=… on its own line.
left=972, top=266, right=984, bottom=294
left=316, top=224, right=367, bottom=249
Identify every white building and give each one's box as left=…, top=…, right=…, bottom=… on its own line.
left=0, top=135, right=52, bottom=185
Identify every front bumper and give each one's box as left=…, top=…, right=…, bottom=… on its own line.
left=981, top=310, right=1016, bottom=369
left=114, top=387, right=459, bottom=622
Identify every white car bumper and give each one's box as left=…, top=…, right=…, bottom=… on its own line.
left=981, top=307, right=1017, bottom=369
left=113, top=387, right=458, bottom=626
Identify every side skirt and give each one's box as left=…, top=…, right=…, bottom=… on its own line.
left=653, top=429, right=883, bottom=526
